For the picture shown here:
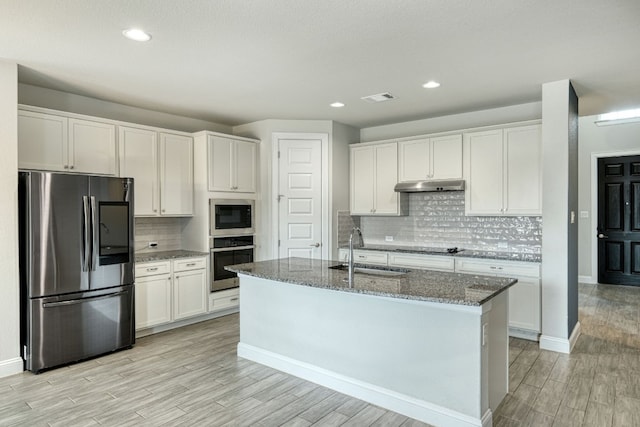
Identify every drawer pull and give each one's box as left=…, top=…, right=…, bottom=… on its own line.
left=186, top=263, right=196, bottom=266
left=230, top=297, right=239, bottom=302
left=147, top=267, right=158, bottom=271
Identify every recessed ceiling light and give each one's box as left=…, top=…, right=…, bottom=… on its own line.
left=122, top=28, right=152, bottom=42
left=330, top=102, right=345, bottom=108
left=422, top=81, right=441, bottom=89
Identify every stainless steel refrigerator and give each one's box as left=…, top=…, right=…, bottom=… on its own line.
left=19, top=171, right=135, bottom=373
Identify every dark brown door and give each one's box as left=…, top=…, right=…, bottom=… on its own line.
left=597, top=155, right=640, bottom=286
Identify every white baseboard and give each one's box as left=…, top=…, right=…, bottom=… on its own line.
left=578, top=275, right=597, bottom=284
left=0, top=357, right=24, bottom=379
left=509, top=327, right=540, bottom=342
left=238, top=343, right=491, bottom=427
left=539, top=321, right=581, bottom=354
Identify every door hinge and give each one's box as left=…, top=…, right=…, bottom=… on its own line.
left=278, top=240, right=281, bottom=247
left=278, top=151, right=281, bottom=159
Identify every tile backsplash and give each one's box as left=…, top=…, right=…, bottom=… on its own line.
left=134, top=217, right=185, bottom=253
left=338, top=192, right=541, bottom=254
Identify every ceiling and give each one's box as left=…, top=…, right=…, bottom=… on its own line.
left=1, top=0, right=639, bottom=129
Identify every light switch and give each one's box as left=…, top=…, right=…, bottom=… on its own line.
left=570, top=211, right=575, bottom=224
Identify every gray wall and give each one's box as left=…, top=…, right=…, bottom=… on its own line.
left=567, top=85, right=579, bottom=336
left=18, top=84, right=232, bottom=133
left=0, top=60, right=21, bottom=376
left=578, top=116, right=640, bottom=282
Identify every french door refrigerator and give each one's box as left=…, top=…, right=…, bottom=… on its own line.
left=19, top=171, right=135, bottom=373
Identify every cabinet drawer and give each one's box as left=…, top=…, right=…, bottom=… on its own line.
left=353, top=250, right=388, bottom=266
left=455, top=257, right=540, bottom=278
left=209, top=288, right=240, bottom=312
left=388, top=253, right=455, bottom=272
left=136, top=261, right=171, bottom=278
left=174, top=257, right=206, bottom=272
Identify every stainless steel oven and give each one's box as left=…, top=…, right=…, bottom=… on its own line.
left=210, top=235, right=254, bottom=292
left=209, top=199, right=254, bottom=236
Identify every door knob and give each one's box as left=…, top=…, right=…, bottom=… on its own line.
left=598, top=233, right=608, bottom=239
left=309, top=243, right=321, bottom=247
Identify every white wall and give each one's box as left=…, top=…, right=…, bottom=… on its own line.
left=0, top=60, right=22, bottom=377
left=360, top=102, right=542, bottom=142
left=19, top=84, right=232, bottom=134
left=539, top=80, right=579, bottom=353
left=578, top=117, right=640, bottom=282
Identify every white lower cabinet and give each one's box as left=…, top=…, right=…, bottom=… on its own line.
left=135, top=257, right=208, bottom=331
left=388, top=252, right=455, bottom=272
left=338, top=249, right=388, bottom=266
left=455, top=257, right=541, bottom=339
left=209, top=288, right=240, bottom=313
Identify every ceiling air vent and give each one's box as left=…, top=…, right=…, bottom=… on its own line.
left=361, top=92, right=396, bottom=103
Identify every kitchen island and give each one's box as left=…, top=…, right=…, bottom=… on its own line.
left=227, top=258, right=516, bottom=427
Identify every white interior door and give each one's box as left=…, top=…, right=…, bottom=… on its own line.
left=277, top=137, right=323, bottom=260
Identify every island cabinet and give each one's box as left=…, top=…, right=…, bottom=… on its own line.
left=463, top=124, right=541, bottom=216
left=398, top=134, right=462, bottom=182
left=207, top=134, right=257, bottom=193
left=350, top=142, right=407, bottom=216
left=18, top=108, right=117, bottom=175
left=119, top=126, right=193, bottom=216
left=135, top=257, right=207, bottom=332
left=455, top=257, right=541, bottom=340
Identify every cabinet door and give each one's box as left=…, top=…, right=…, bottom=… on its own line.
left=431, top=134, right=463, bottom=180
left=208, top=136, right=233, bottom=191
left=135, top=274, right=172, bottom=329
left=504, top=125, right=542, bottom=215
left=18, top=110, right=68, bottom=171
left=508, top=277, right=541, bottom=332
left=69, top=118, right=116, bottom=175
left=350, top=145, right=376, bottom=214
left=398, top=138, right=430, bottom=181
left=119, top=126, right=159, bottom=216
left=160, top=133, right=193, bottom=216
left=173, top=269, right=207, bottom=320
left=234, top=140, right=257, bottom=193
left=463, top=130, right=504, bottom=215
left=373, top=143, right=399, bottom=214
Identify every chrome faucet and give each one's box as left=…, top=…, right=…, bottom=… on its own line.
left=348, top=227, right=363, bottom=287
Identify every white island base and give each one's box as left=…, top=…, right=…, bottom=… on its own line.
left=237, top=275, right=508, bottom=427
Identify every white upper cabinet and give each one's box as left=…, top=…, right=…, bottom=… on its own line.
left=350, top=142, right=406, bottom=216
left=119, top=126, right=159, bottom=216
left=119, top=126, right=193, bottom=217
left=208, top=135, right=257, bottom=193
left=398, top=134, right=462, bottom=182
left=18, top=110, right=116, bottom=175
left=160, top=133, right=194, bottom=216
left=463, top=124, right=541, bottom=216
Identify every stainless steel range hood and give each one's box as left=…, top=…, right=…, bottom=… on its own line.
left=394, top=179, right=465, bottom=193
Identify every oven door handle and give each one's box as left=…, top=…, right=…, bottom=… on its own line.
left=211, top=245, right=255, bottom=252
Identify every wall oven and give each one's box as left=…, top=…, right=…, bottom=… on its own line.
left=210, top=199, right=254, bottom=236
left=210, top=235, right=254, bottom=292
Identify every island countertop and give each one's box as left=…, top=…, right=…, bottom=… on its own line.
left=226, top=257, right=516, bottom=306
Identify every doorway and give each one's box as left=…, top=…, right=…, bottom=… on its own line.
left=597, top=154, right=640, bottom=286
left=272, top=133, right=329, bottom=260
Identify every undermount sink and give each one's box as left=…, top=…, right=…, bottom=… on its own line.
left=329, top=264, right=409, bottom=277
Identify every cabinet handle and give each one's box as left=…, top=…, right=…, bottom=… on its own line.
left=69, top=165, right=74, bottom=170
left=153, top=209, right=158, bottom=213
left=186, top=263, right=196, bottom=266
left=147, top=267, right=158, bottom=271
left=230, top=297, right=239, bottom=302
left=162, top=209, right=165, bottom=212
left=64, top=165, right=69, bottom=169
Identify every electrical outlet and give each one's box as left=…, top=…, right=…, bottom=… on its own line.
left=385, top=236, right=394, bottom=242
left=148, top=241, right=158, bottom=248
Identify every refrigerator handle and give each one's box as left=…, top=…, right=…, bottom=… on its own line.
left=90, top=196, right=98, bottom=271
left=82, top=196, right=91, bottom=272
left=42, top=291, right=128, bottom=308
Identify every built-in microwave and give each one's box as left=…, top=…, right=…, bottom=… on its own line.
left=209, top=199, right=255, bottom=236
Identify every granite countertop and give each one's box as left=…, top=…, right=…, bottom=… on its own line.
left=226, top=257, right=516, bottom=306
left=135, top=250, right=209, bottom=263
left=346, top=244, right=541, bottom=263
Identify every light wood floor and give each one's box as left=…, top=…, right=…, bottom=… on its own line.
left=1, top=282, right=639, bottom=426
